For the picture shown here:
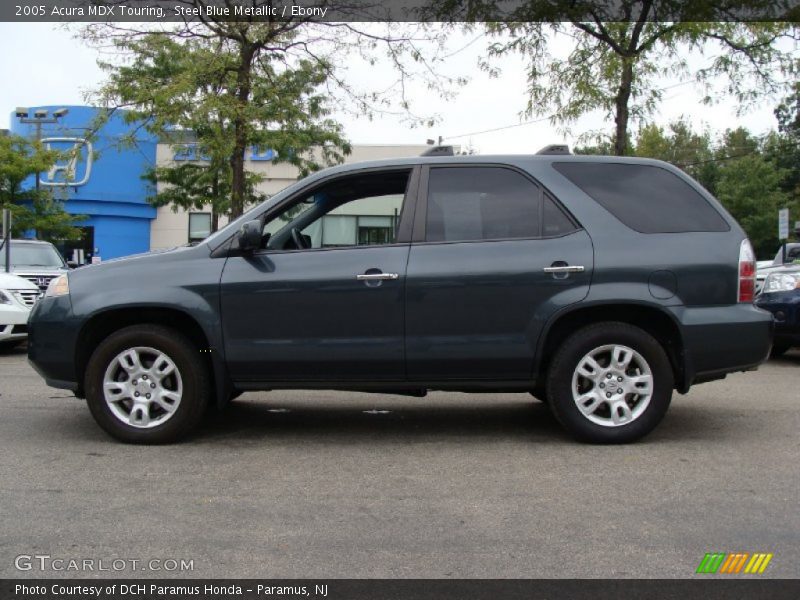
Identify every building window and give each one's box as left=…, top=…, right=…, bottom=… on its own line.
left=188, top=212, right=212, bottom=243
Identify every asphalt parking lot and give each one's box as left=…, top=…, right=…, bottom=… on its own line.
left=0, top=345, right=798, bottom=579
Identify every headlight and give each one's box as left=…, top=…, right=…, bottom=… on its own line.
left=762, top=271, right=800, bottom=293
left=45, top=274, right=70, bottom=297
left=0, top=290, right=11, bottom=305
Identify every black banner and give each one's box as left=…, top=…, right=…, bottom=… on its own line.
left=2, top=0, right=799, bottom=23
left=2, top=580, right=800, bottom=600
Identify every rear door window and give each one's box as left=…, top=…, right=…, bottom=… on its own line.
left=554, top=162, right=729, bottom=233
left=425, top=167, right=546, bottom=242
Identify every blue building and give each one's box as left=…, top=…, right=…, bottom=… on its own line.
left=9, top=105, right=157, bottom=261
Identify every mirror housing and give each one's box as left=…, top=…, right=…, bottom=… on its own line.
left=238, top=219, right=262, bottom=252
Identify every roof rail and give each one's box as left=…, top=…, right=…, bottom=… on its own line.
left=421, top=145, right=454, bottom=157
left=536, top=144, right=571, bottom=155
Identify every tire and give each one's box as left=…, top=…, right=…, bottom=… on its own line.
left=84, top=324, right=210, bottom=443
left=770, top=343, right=792, bottom=358
left=546, top=322, right=674, bottom=444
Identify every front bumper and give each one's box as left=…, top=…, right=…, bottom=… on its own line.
left=0, top=303, right=31, bottom=343
left=668, top=303, right=774, bottom=392
left=756, top=291, right=800, bottom=345
left=27, top=295, right=80, bottom=390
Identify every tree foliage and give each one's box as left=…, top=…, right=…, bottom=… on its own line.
left=432, top=1, right=798, bottom=155
left=94, top=31, right=351, bottom=222
left=578, top=117, right=800, bottom=257
left=85, top=8, right=456, bottom=220
left=0, top=134, right=84, bottom=241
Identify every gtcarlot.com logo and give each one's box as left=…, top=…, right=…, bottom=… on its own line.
left=696, top=552, right=773, bottom=574
left=14, top=554, right=194, bottom=572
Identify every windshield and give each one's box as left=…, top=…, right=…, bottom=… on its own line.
left=7, top=244, right=66, bottom=268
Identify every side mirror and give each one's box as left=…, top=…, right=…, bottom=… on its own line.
left=238, top=220, right=262, bottom=252
left=66, top=261, right=79, bottom=269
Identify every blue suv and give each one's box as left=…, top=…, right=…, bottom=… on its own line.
left=27, top=149, right=773, bottom=444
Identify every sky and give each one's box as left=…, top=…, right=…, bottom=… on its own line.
left=0, top=22, right=795, bottom=154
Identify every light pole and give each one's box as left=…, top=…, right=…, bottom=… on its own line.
left=15, top=107, right=69, bottom=194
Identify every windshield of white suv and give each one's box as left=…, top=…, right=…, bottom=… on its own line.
left=9, top=244, right=66, bottom=268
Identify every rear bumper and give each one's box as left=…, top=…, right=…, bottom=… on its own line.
left=756, top=291, right=800, bottom=346
left=668, top=303, right=773, bottom=392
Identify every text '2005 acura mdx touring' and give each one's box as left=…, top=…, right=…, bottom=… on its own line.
left=27, top=147, right=773, bottom=444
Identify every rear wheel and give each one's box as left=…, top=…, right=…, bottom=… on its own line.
left=85, top=325, right=210, bottom=443
left=546, top=322, right=674, bottom=444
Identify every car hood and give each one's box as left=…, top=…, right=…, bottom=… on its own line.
left=13, top=266, right=67, bottom=274
left=0, top=272, right=39, bottom=290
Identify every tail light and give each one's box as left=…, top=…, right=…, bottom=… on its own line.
left=738, top=239, right=756, bottom=303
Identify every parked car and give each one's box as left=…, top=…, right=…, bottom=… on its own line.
left=0, top=238, right=71, bottom=294
left=0, top=272, right=40, bottom=350
left=756, top=242, right=800, bottom=294
left=756, top=265, right=800, bottom=357
left=28, top=149, right=773, bottom=444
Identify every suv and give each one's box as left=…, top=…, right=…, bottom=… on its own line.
left=1, top=238, right=69, bottom=293
left=27, top=150, right=773, bottom=444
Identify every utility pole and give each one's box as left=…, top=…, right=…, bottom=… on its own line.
left=1, top=209, right=10, bottom=273
left=15, top=107, right=69, bottom=195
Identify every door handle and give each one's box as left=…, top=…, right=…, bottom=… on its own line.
left=356, top=273, right=399, bottom=281
left=543, top=265, right=585, bottom=273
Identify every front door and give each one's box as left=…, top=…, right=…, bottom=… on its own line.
left=220, top=168, right=417, bottom=384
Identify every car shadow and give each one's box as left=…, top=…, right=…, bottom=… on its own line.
left=769, top=348, right=800, bottom=365
left=194, top=395, right=567, bottom=445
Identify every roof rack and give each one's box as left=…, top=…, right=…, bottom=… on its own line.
left=536, top=144, right=571, bottom=155
left=421, top=145, right=454, bottom=157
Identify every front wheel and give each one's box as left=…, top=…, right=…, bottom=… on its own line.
left=546, top=322, right=674, bottom=444
left=85, top=325, right=210, bottom=443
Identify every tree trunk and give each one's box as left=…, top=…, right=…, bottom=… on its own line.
left=210, top=174, right=219, bottom=233
left=229, top=45, right=254, bottom=219
left=614, top=59, right=634, bottom=156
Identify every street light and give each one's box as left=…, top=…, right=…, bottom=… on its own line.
left=16, top=107, right=69, bottom=194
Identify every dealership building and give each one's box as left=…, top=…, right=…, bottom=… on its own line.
left=8, top=105, right=427, bottom=261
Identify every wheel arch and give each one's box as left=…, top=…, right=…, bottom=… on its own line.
left=75, top=306, right=231, bottom=405
left=534, top=302, right=687, bottom=392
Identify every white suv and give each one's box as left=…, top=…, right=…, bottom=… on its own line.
left=0, top=272, right=40, bottom=349
left=1, top=238, right=69, bottom=294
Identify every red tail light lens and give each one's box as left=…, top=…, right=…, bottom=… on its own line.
left=738, top=239, right=756, bottom=303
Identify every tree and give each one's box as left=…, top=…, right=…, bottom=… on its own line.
left=84, top=7, right=455, bottom=219
left=633, top=119, right=717, bottom=191
left=96, top=32, right=353, bottom=227
left=433, top=1, right=797, bottom=155
left=0, top=133, right=83, bottom=240
left=578, top=118, right=797, bottom=257
left=715, top=151, right=791, bottom=258
left=765, top=82, right=800, bottom=202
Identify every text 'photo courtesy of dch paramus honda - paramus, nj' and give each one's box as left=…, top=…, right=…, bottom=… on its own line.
left=27, top=145, right=774, bottom=444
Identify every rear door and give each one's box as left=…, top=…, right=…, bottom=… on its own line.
left=405, top=165, right=593, bottom=381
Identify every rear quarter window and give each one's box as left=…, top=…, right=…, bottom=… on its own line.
left=553, top=162, right=730, bottom=233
